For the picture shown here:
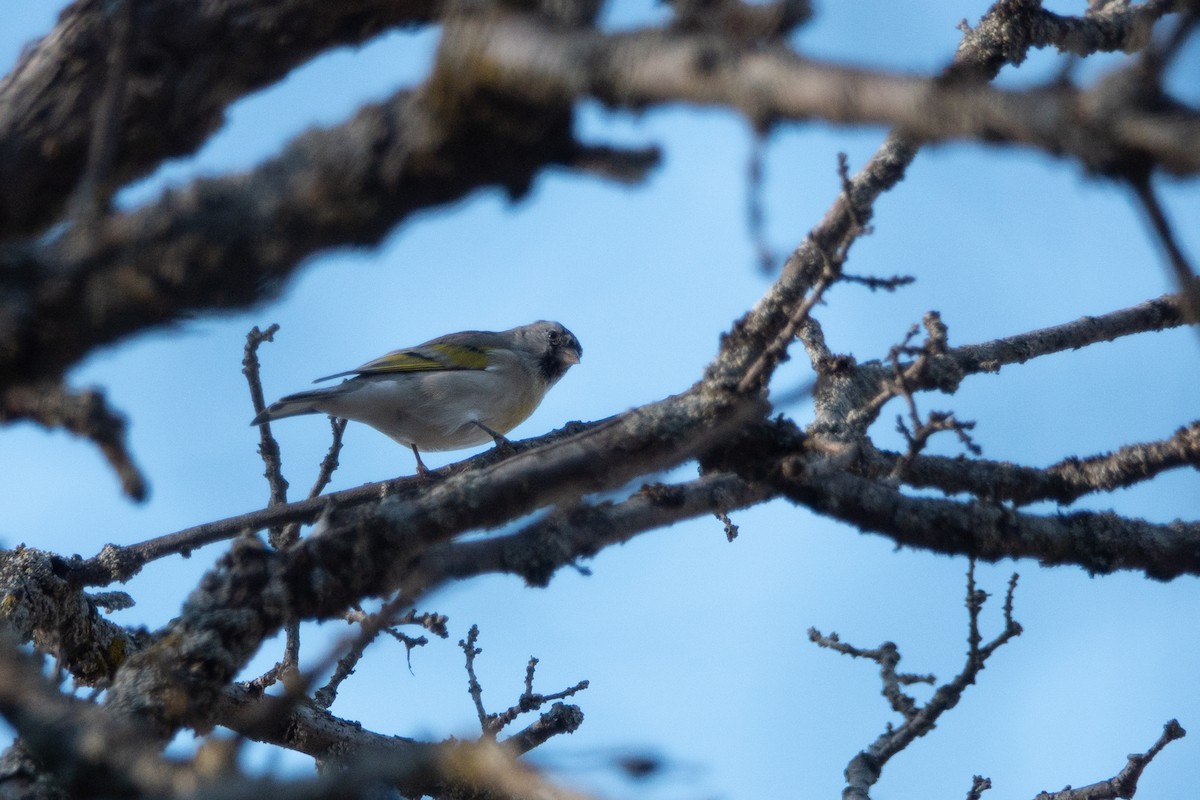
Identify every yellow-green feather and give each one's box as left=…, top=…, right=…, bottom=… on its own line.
left=429, top=343, right=490, bottom=369
left=358, top=344, right=490, bottom=373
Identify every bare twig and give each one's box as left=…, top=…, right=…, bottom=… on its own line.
left=1127, top=173, right=1200, bottom=345
left=489, top=656, right=589, bottom=735
left=715, top=509, right=740, bottom=541
left=747, top=130, right=776, bottom=273
left=1033, top=719, right=1186, bottom=800
left=806, top=631, right=936, bottom=721
left=461, top=625, right=491, bottom=734
left=276, top=416, right=349, bottom=547
left=966, top=775, right=992, bottom=800
left=852, top=313, right=982, bottom=463
left=241, top=323, right=301, bottom=688
left=243, top=325, right=289, bottom=527
left=314, top=607, right=448, bottom=710
left=459, top=625, right=589, bottom=739
left=840, top=272, right=916, bottom=291
left=815, top=562, right=1021, bottom=800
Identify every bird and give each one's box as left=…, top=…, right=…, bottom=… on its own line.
left=251, top=321, right=582, bottom=474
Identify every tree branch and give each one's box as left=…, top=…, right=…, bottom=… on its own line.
left=868, top=420, right=1200, bottom=505
left=775, top=457, right=1200, bottom=579
left=1033, top=719, right=1185, bottom=800
left=0, top=0, right=443, bottom=239
left=0, top=382, right=147, bottom=501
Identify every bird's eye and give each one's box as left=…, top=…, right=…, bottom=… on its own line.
left=547, top=330, right=560, bottom=344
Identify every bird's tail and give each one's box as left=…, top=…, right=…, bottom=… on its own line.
left=250, top=389, right=329, bottom=426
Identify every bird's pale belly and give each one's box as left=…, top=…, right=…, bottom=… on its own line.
left=318, top=371, right=543, bottom=451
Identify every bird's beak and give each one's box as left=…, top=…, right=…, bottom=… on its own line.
left=562, top=346, right=582, bottom=365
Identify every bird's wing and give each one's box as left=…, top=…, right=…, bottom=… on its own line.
left=313, top=332, right=502, bottom=382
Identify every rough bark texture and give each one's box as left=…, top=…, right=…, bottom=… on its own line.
left=0, top=0, right=1195, bottom=798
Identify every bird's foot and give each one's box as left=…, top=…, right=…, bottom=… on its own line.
left=472, top=421, right=515, bottom=455
left=411, top=445, right=439, bottom=479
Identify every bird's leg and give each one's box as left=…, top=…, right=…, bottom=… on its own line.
left=471, top=421, right=514, bottom=452
left=410, top=444, right=432, bottom=477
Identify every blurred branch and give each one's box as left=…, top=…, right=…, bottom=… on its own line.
left=0, top=2, right=1180, bottom=391
left=443, top=7, right=1200, bottom=172
left=67, top=0, right=135, bottom=225
left=0, top=382, right=147, bottom=502
left=1126, top=172, right=1200, bottom=339
left=0, top=0, right=443, bottom=239
left=219, top=684, right=587, bottom=799
left=0, top=634, right=191, bottom=798
left=0, top=86, right=660, bottom=387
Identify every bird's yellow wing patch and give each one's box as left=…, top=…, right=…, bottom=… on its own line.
left=358, top=344, right=489, bottom=373
left=314, top=343, right=492, bottom=382
left=428, top=343, right=490, bottom=369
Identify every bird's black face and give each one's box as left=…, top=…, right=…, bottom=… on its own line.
left=535, top=322, right=582, bottom=383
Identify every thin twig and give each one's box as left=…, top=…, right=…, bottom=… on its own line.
left=461, top=625, right=491, bottom=734
left=459, top=625, right=589, bottom=739
left=747, top=129, right=776, bottom=273
left=242, top=325, right=290, bottom=533
left=1127, top=173, right=1200, bottom=348
left=812, top=562, right=1021, bottom=800
left=314, top=607, right=448, bottom=710
left=277, top=416, right=349, bottom=546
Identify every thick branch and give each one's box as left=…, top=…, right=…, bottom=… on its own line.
left=446, top=9, right=1199, bottom=173
left=0, top=0, right=442, bottom=239
left=405, top=472, right=770, bottom=594
left=0, top=635, right=189, bottom=798
left=73, top=419, right=608, bottom=586
left=0, top=546, right=145, bottom=686
left=776, top=457, right=1200, bottom=580
left=102, top=390, right=762, bottom=739
left=0, top=82, right=657, bottom=386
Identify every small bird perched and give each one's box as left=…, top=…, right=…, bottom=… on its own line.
left=252, top=321, right=582, bottom=474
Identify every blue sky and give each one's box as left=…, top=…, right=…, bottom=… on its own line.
left=3, top=2, right=1199, bottom=798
